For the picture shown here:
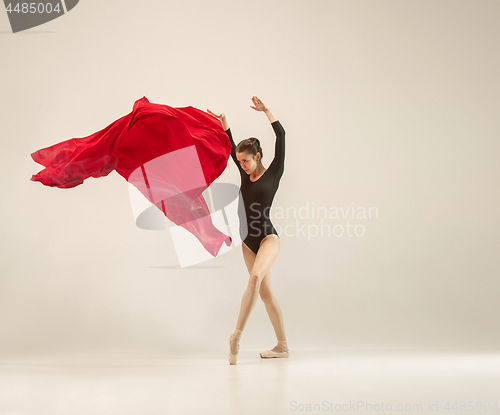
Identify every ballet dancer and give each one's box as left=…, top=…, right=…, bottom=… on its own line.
left=207, top=96, right=289, bottom=364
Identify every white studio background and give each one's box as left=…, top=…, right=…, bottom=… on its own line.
left=0, top=0, right=499, bottom=355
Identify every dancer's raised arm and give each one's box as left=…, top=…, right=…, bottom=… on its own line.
left=206, top=108, right=244, bottom=174
left=249, top=96, right=285, bottom=177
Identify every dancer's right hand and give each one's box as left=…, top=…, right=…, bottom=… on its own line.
left=207, top=109, right=226, bottom=121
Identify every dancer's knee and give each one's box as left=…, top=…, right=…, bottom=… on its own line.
left=248, top=272, right=263, bottom=289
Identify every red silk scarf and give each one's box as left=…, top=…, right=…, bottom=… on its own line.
left=30, top=96, right=233, bottom=257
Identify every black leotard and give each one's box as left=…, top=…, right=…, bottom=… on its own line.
left=225, top=120, right=285, bottom=254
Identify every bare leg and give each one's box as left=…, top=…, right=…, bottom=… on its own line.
left=259, top=272, right=289, bottom=352
left=234, top=235, right=281, bottom=331
left=229, top=235, right=287, bottom=359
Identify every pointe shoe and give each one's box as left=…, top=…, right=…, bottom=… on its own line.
left=228, top=329, right=243, bottom=365
left=260, top=340, right=289, bottom=358
left=260, top=349, right=290, bottom=358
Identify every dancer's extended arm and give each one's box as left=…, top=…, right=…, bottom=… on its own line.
left=224, top=123, right=245, bottom=174
left=250, top=97, right=285, bottom=177
left=267, top=119, right=285, bottom=177
left=206, top=108, right=244, bottom=174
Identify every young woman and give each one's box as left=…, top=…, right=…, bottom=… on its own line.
left=207, top=96, right=289, bottom=364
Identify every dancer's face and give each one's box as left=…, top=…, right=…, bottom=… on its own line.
left=236, top=151, right=260, bottom=174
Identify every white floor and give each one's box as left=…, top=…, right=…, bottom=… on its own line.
left=0, top=349, right=498, bottom=414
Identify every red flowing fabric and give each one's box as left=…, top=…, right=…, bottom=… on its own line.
left=30, top=96, right=233, bottom=257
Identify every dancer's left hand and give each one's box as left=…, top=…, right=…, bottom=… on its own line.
left=250, top=96, right=268, bottom=112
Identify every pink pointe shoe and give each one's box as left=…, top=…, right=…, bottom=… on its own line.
left=260, top=340, right=290, bottom=358
left=228, top=329, right=243, bottom=365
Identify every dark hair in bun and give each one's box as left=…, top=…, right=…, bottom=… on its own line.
left=236, top=137, right=263, bottom=161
